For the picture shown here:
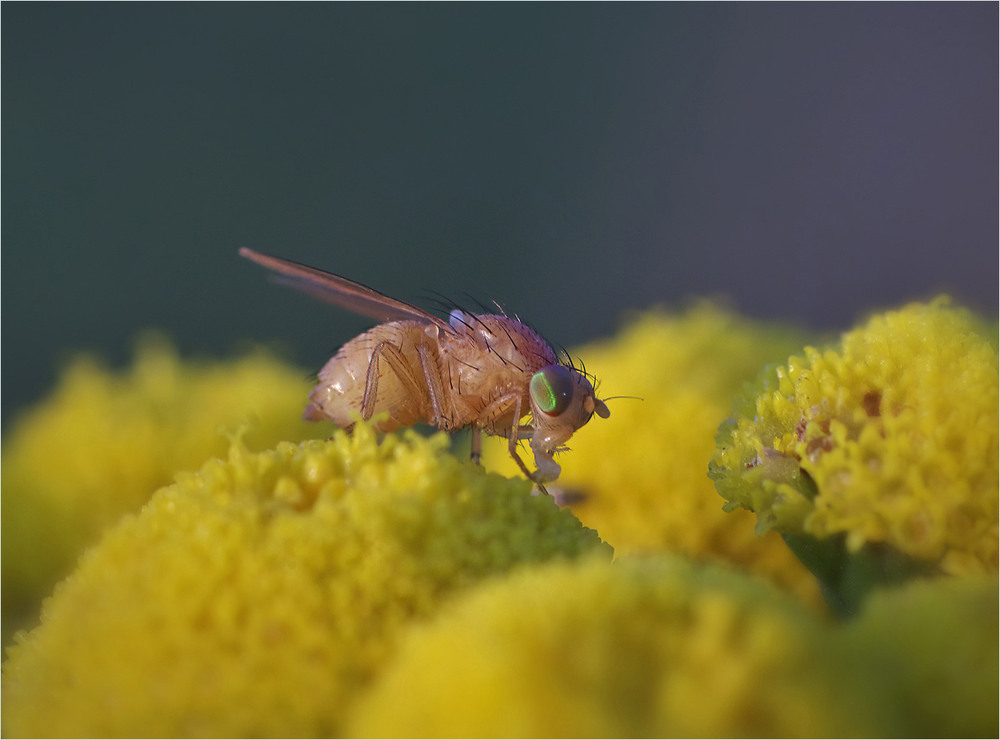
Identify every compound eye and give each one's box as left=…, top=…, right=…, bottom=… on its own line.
left=530, top=365, right=575, bottom=417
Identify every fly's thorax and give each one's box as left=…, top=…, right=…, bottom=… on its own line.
left=430, top=313, right=550, bottom=424
left=446, top=312, right=558, bottom=372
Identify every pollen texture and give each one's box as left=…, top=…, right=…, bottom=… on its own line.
left=709, top=297, right=998, bottom=575
left=1, top=428, right=609, bottom=737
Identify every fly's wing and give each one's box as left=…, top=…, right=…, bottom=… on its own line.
left=239, top=248, right=451, bottom=331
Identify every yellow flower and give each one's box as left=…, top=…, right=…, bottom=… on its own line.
left=484, top=304, right=824, bottom=608
left=2, top=334, right=322, bottom=637
left=709, top=298, right=998, bottom=578
left=840, top=575, right=998, bottom=738
left=349, top=555, right=897, bottom=738
left=1, top=428, right=609, bottom=738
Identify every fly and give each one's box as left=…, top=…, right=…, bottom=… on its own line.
left=239, top=247, right=610, bottom=489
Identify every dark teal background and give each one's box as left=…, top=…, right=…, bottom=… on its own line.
left=3, top=3, right=997, bottom=425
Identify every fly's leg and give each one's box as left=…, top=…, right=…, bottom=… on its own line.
left=504, top=397, right=549, bottom=496
left=470, top=391, right=547, bottom=495
left=470, top=428, right=482, bottom=465
left=507, top=444, right=549, bottom=496
left=467, top=423, right=525, bottom=465
left=361, top=341, right=428, bottom=421
left=467, top=423, right=528, bottom=465
left=472, top=389, right=523, bottom=433
left=415, top=342, right=447, bottom=427
left=362, top=338, right=450, bottom=428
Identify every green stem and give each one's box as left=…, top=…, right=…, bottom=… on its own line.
left=782, top=533, right=938, bottom=619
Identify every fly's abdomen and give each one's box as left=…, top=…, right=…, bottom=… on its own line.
left=304, top=323, right=429, bottom=431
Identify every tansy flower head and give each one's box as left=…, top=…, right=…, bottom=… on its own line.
left=1, top=427, right=609, bottom=738
left=839, top=575, right=998, bottom=738
left=709, top=298, right=998, bottom=611
left=485, top=304, right=824, bottom=608
left=1, top=335, right=322, bottom=639
left=348, top=555, right=897, bottom=738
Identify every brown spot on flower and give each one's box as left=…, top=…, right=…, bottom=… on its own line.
left=805, top=435, right=834, bottom=461
left=862, top=390, right=882, bottom=417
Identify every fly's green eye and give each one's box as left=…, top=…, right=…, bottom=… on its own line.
left=530, top=365, right=575, bottom=417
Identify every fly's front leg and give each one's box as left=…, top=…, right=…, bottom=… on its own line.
left=503, top=397, right=550, bottom=496
left=507, top=396, right=548, bottom=494
left=471, top=390, right=546, bottom=493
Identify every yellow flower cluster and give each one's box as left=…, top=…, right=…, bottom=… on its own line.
left=841, top=574, right=998, bottom=738
left=4, top=298, right=997, bottom=738
left=349, top=556, right=897, bottom=738
left=484, top=303, right=824, bottom=606
left=2, top=427, right=609, bottom=737
left=709, top=298, right=999, bottom=575
left=2, top=335, right=321, bottom=638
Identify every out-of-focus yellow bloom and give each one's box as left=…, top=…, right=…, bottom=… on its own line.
left=2, top=427, right=609, bottom=738
left=839, top=575, right=998, bottom=738
left=709, top=298, right=999, bottom=576
left=349, top=556, right=897, bottom=738
left=484, top=304, right=824, bottom=608
left=2, top=335, right=323, bottom=636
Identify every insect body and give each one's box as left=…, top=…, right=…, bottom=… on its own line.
left=239, top=248, right=609, bottom=486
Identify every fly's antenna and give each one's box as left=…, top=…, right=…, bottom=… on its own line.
left=600, top=394, right=645, bottom=403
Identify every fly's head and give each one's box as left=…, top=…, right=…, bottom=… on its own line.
left=527, top=364, right=610, bottom=482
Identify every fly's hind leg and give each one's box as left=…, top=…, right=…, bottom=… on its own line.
left=415, top=343, right=447, bottom=427
left=472, top=392, right=548, bottom=495
left=362, top=339, right=448, bottom=428
left=361, top=341, right=427, bottom=422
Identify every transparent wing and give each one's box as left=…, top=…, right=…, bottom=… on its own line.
left=239, top=247, right=451, bottom=330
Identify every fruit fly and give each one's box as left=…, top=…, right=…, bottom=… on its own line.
left=239, top=247, right=610, bottom=488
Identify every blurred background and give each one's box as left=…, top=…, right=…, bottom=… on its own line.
left=3, top=3, right=997, bottom=426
